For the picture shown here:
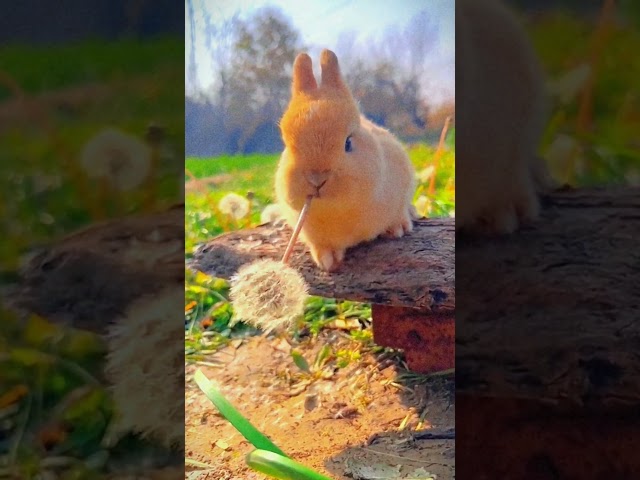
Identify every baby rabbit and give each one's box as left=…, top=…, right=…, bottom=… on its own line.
left=456, top=0, right=554, bottom=234
left=275, top=50, right=416, bottom=272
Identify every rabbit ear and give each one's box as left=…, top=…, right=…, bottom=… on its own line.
left=292, top=53, right=317, bottom=94
left=320, top=49, right=346, bottom=91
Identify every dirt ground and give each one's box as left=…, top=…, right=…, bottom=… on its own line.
left=185, top=330, right=455, bottom=479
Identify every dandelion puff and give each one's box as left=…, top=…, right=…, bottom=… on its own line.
left=260, top=204, right=284, bottom=224
left=218, top=193, right=250, bottom=220
left=544, top=133, right=584, bottom=178
left=417, top=166, right=435, bottom=184
left=414, top=195, right=429, bottom=218
left=80, top=128, right=151, bottom=191
left=547, top=63, right=591, bottom=105
left=105, top=288, right=184, bottom=450
left=229, top=259, right=308, bottom=333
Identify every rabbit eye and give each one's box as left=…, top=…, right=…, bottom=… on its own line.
left=345, top=136, right=352, bottom=153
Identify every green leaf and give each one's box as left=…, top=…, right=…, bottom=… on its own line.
left=313, top=345, right=331, bottom=370
left=193, top=369, right=286, bottom=457
left=291, top=350, right=310, bottom=373
left=246, top=449, right=332, bottom=480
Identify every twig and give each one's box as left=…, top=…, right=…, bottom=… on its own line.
left=281, top=195, right=313, bottom=265
left=575, top=0, right=615, bottom=135
left=414, top=428, right=455, bottom=440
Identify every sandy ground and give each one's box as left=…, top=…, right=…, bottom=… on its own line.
left=185, top=331, right=454, bottom=479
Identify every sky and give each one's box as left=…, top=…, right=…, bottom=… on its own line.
left=186, top=0, right=455, bottom=105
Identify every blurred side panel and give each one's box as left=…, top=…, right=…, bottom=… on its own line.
left=0, top=1, right=185, bottom=478
left=456, top=0, right=640, bottom=478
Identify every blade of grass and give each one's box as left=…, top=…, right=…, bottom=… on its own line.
left=246, top=449, right=332, bottom=480
left=193, top=369, right=286, bottom=457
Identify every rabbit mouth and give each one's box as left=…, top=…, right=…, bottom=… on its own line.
left=313, top=180, right=327, bottom=198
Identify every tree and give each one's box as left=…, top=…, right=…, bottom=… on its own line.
left=225, top=6, right=304, bottom=153
left=186, top=0, right=198, bottom=96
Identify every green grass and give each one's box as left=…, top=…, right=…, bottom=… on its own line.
left=186, top=154, right=279, bottom=200
left=0, top=37, right=183, bottom=100
left=186, top=154, right=280, bottom=178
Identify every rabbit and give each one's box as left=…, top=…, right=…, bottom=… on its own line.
left=275, top=49, right=417, bottom=272
left=456, top=0, right=555, bottom=235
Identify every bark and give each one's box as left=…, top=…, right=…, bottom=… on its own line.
left=456, top=186, right=640, bottom=408
left=190, top=217, right=455, bottom=313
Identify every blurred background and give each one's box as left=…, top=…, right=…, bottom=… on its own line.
left=185, top=0, right=455, bottom=157
left=1, top=1, right=184, bottom=477
left=510, top=0, right=639, bottom=186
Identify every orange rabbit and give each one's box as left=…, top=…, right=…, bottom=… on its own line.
left=275, top=49, right=417, bottom=272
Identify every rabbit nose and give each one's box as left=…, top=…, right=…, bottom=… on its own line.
left=305, top=170, right=330, bottom=188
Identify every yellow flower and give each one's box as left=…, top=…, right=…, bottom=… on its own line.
left=80, top=128, right=151, bottom=191
left=218, top=193, right=250, bottom=220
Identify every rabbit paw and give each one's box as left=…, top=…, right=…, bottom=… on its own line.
left=310, top=246, right=345, bottom=272
left=462, top=188, right=539, bottom=235
left=384, top=214, right=414, bottom=239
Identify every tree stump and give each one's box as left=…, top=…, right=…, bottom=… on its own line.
left=189, top=217, right=455, bottom=374
left=456, top=186, right=640, bottom=479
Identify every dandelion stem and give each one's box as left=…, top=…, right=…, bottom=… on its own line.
left=281, top=195, right=313, bottom=265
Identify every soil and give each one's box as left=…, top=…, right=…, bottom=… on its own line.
left=185, top=330, right=455, bottom=480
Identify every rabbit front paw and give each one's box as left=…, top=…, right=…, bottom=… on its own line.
left=310, top=246, right=345, bottom=272
left=462, top=187, right=540, bottom=235
left=384, top=213, right=414, bottom=238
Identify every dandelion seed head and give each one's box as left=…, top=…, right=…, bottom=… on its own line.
left=548, top=63, right=591, bottom=105
left=544, top=133, right=585, bottom=177
left=218, top=193, right=250, bottom=220
left=417, top=166, right=435, bottom=184
left=260, top=204, right=284, bottom=225
left=229, top=259, right=308, bottom=332
left=80, top=128, right=151, bottom=191
left=105, top=288, right=184, bottom=450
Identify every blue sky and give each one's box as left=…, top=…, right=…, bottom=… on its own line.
left=186, top=0, right=454, bottom=104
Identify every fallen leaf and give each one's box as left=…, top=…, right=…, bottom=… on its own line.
left=214, top=439, right=230, bottom=451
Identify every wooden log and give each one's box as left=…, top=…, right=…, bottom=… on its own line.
left=190, top=218, right=455, bottom=312
left=456, top=186, right=640, bottom=478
